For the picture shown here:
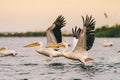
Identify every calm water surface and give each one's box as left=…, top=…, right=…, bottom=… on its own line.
left=0, top=37, right=120, bottom=80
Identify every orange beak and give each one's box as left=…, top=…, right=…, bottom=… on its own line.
left=46, top=43, right=66, bottom=48
left=24, top=42, right=41, bottom=47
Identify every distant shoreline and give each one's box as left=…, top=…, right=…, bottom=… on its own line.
left=0, top=24, right=120, bottom=37
left=95, top=24, right=120, bottom=37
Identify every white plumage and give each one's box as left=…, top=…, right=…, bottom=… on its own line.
left=102, top=40, right=113, bottom=47
left=0, top=47, right=17, bottom=57
left=24, top=15, right=66, bottom=61
left=24, top=42, right=63, bottom=61
left=72, top=26, right=81, bottom=50
left=61, top=15, right=96, bottom=66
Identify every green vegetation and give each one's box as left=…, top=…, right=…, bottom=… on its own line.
left=95, top=24, right=120, bottom=37
left=0, top=31, right=46, bottom=37
left=0, top=24, right=120, bottom=37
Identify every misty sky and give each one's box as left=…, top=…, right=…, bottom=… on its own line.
left=0, top=0, right=120, bottom=32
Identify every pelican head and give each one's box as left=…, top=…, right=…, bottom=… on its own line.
left=24, top=41, right=42, bottom=47
left=0, top=47, right=8, bottom=51
left=59, top=41, right=68, bottom=48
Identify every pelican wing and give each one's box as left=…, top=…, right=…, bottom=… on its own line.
left=46, top=24, right=57, bottom=46
left=73, top=15, right=95, bottom=53
left=46, top=15, right=66, bottom=46
left=84, top=15, right=95, bottom=50
left=72, top=26, right=81, bottom=39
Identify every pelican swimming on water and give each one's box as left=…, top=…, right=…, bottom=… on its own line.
left=24, top=15, right=66, bottom=61
left=0, top=47, right=17, bottom=57
left=61, top=15, right=96, bottom=66
left=102, top=40, right=113, bottom=47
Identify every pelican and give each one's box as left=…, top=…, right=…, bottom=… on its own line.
left=24, top=41, right=65, bottom=61
left=24, top=15, right=66, bottom=61
left=72, top=26, right=81, bottom=50
left=0, top=47, right=17, bottom=57
left=102, top=40, right=113, bottom=47
left=61, top=15, right=96, bottom=66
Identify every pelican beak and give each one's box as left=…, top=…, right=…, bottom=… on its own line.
left=0, top=47, right=7, bottom=51
left=58, top=43, right=66, bottom=48
left=46, top=43, right=66, bottom=48
left=46, top=44, right=60, bottom=48
left=24, top=42, right=40, bottom=47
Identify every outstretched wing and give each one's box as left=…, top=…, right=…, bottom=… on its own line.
left=83, top=15, right=95, bottom=50
left=46, top=15, right=66, bottom=46
left=73, top=15, right=95, bottom=53
left=72, top=26, right=81, bottom=39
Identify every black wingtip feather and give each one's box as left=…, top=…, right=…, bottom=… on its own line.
left=82, top=15, right=95, bottom=31
left=72, top=26, right=81, bottom=39
left=52, top=15, right=66, bottom=43
left=54, top=15, right=66, bottom=29
left=82, top=15, right=96, bottom=50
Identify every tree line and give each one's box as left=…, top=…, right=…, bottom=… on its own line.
left=0, top=24, right=120, bottom=37
left=0, top=31, right=72, bottom=37
left=95, top=24, right=120, bottom=37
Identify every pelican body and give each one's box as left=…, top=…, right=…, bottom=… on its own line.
left=61, top=15, right=96, bottom=66
left=36, top=48, right=62, bottom=57
left=102, top=40, right=113, bottom=47
left=0, top=47, right=17, bottom=57
left=24, top=42, right=64, bottom=61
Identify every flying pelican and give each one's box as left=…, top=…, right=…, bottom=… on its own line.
left=24, top=41, right=65, bottom=61
left=24, top=15, right=66, bottom=61
left=72, top=26, right=81, bottom=50
left=61, top=15, right=96, bottom=66
left=102, top=40, right=113, bottom=47
left=0, top=47, right=17, bottom=57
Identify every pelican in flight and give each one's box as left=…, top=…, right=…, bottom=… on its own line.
left=0, top=47, right=17, bottom=57
left=102, top=40, right=113, bottom=47
left=24, top=15, right=66, bottom=61
left=61, top=15, right=96, bottom=66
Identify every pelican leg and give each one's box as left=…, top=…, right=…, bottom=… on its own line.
left=85, top=58, right=94, bottom=62
left=79, top=58, right=88, bottom=66
left=46, top=55, right=53, bottom=62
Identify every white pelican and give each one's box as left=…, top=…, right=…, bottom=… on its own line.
left=24, top=41, right=65, bottom=61
left=102, top=40, right=113, bottom=47
left=24, top=15, right=66, bottom=61
left=61, top=15, right=96, bottom=66
left=0, top=47, right=17, bottom=57
left=72, top=26, right=81, bottom=50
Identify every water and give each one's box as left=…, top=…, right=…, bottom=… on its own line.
left=0, top=37, right=120, bottom=80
